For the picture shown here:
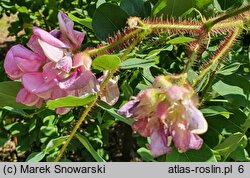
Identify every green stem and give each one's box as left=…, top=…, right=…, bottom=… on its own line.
left=147, top=23, right=201, bottom=33
left=54, top=100, right=96, bottom=162
left=204, top=5, right=250, bottom=30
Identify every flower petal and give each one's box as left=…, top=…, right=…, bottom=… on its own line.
left=32, top=26, right=68, bottom=48
left=55, top=55, right=72, bottom=73
left=4, top=47, right=23, bottom=80
left=171, top=120, right=203, bottom=152
left=27, top=35, right=46, bottom=58
left=58, top=12, right=75, bottom=42
left=147, top=126, right=172, bottom=157
left=38, top=39, right=64, bottom=62
left=72, top=53, right=92, bottom=70
left=22, top=73, right=57, bottom=94
left=171, top=121, right=190, bottom=152
left=56, top=107, right=71, bottom=115
left=118, top=99, right=140, bottom=118
left=58, top=69, right=98, bottom=92
left=58, top=12, right=84, bottom=48
left=188, top=133, right=203, bottom=150
left=42, top=62, right=62, bottom=82
left=16, top=88, right=43, bottom=107
left=98, top=76, right=120, bottom=105
left=184, top=101, right=208, bottom=134
left=132, top=118, right=150, bottom=137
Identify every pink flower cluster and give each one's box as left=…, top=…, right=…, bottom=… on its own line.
left=118, top=74, right=207, bottom=157
left=4, top=12, right=119, bottom=114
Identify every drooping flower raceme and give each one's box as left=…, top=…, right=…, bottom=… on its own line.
left=4, top=12, right=119, bottom=114
left=118, top=74, right=207, bottom=157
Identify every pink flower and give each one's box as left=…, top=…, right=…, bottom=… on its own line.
left=118, top=74, right=207, bottom=157
left=4, top=12, right=120, bottom=114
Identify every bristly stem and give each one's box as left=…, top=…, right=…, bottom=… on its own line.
left=204, top=5, right=250, bottom=30
left=193, top=27, right=241, bottom=100
left=87, top=28, right=142, bottom=57
left=184, top=33, right=208, bottom=72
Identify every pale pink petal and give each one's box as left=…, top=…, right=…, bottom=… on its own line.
left=183, top=100, right=208, bottom=134
left=55, top=55, right=72, bottom=73
left=50, top=86, right=68, bottom=99
left=98, top=76, right=120, bottom=105
left=4, top=47, right=23, bottom=80
left=32, top=27, right=68, bottom=48
left=58, top=12, right=84, bottom=48
left=166, top=85, right=190, bottom=101
left=156, top=101, right=169, bottom=121
left=38, top=39, right=64, bottom=62
left=171, top=122, right=190, bottom=152
left=171, top=120, right=203, bottom=152
left=58, top=12, right=75, bottom=42
left=72, top=30, right=84, bottom=48
left=27, top=35, right=46, bottom=59
left=72, top=53, right=92, bottom=70
left=22, top=73, right=57, bottom=94
left=43, top=62, right=62, bottom=82
left=56, top=107, right=71, bottom=115
left=16, top=88, right=43, bottom=107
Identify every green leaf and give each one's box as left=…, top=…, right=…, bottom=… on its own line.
left=218, top=62, right=241, bottom=75
left=120, top=0, right=151, bottom=18
left=0, top=81, right=34, bottom=109
left=152, top=0, right=193, bottom=17
left=68, top=13, right=92, bottom=29
left=92, top=3, right=129, bottom=40
left=152, top=0, right=168, bottom=16
left=206, top=107, right=247, bottom=137
left=120, top=58, right=155, bottom=69
left=214, top=132, right=247, bottom=158
left=45, top=135, right=70, bottom=153
left=242, top=117, right=250, bottom=132
left=92, top=55, right=121, bottom=70
left=165, top=144, right=217, bottom=162
left=212, top=74, right=250, bottom=107
left=137, top=147, right=155, bottom=161
left=143, top=68, right=155, bottom=83
left=47, top=93, right=97, bottom=110
left=26, top=152, right=46, bottom=162
left=76, top=133, right=105, bottom=162
left=40, top=126, right=58, bottom=143
left=3, top=106, right=29, bottom=117
left=216, top=0, right=244, bottom=10
left=230, top=146, right=250, bottom=161
left=201, top=106, right=230, bottom=118
left=166, top=36, right=195, bottom=44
